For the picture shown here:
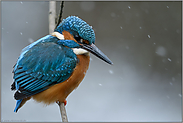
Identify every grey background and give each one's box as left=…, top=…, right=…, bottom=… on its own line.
left=1, top=1, right=182, bottom=122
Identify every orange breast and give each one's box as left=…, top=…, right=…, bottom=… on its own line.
left=32, top=54, right=90, bottom=105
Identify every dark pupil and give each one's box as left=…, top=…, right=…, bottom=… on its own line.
left=74, top=34, right=81, bottom=42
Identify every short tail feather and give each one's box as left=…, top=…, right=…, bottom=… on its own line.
left=14, top=99, right=23, bottom=112
left=14, top=97, right=31, bottom=112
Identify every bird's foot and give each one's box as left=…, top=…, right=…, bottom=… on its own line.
left=56, top=100, right=67, bottom=106
left=64, top=100, right=67, bottom=106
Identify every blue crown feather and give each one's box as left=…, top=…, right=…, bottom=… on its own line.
left=55, top=16, right=95, bottom=44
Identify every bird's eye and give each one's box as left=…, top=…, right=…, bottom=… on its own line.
left=74, top=34, right=83, bottom=43
left=74, top=34, right=80, bottom=41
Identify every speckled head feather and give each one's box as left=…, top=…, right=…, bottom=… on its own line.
left=54, top=16, right=95, bottom=44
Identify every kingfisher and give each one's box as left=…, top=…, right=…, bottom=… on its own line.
left=11, top=16, right=113, bottom=112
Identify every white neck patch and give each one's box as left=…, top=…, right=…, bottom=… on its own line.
left=51, top=32, right=64, bottom=40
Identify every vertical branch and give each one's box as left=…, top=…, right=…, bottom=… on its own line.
left=58, top=102, right=68, bottom=122
left=49, top=1, right=68, bottom=122
left=49, top=1, right=56, bottom=34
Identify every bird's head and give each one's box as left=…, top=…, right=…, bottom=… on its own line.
left=54, top=16, right=113, bottom=65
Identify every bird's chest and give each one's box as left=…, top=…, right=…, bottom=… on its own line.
left=32, top=54, right=90, bottom=104
left=66, top=54, right=90, bottom=91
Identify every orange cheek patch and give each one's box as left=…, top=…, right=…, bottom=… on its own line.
left=62, top=31, right=90, bottom=45
left=62, top=30, right=77, bottom=43
left=83, top=40, right=90, bottom=45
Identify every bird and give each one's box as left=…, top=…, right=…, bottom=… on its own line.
left=11, top=16, right=113, bottom=112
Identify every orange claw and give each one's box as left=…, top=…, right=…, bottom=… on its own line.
left=56, top=100, right=67, bottom=106
left=64, top=100, right=67, bottom=106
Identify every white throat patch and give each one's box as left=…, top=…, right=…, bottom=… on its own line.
left=72, top=48, right=89, bottom=55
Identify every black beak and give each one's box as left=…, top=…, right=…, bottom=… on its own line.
left=82, top=43, right=113, bottom=65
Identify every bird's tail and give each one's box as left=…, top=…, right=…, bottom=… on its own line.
left=14, top=99, right=23, bottom=112
left=14, top=97, right=31, bottom=112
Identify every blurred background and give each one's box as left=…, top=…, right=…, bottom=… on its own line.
left=1, top=1, right=182, bottom=122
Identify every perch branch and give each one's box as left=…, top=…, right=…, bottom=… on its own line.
left=49, top=1, right=68, bottom=122
left=57, top=102, right=68, bottom=122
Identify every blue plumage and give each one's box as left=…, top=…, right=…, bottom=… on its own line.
left=13, top=35, right=78, bottom=101
left=57, top=40, right=81, bottom=48
left=55, top=16, right=95, bottom=44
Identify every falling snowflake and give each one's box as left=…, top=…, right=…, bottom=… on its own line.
left=147, top=35, right=151, bottom=38
left=109, top=70, right=114, bottom=74
left=99, top=83, right=102, bottom=86
left=168, top=58, right=172, bottom=62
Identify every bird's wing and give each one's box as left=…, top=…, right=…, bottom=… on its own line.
left=13, top=36, right=78, bottom=100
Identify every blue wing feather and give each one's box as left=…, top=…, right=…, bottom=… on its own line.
left=19, top=77, right=34, bottom=86
left=13, top=35, right=77, bottom=100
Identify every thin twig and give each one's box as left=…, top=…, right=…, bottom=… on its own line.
left=49, top=1, right=56, bottom=34
left=57, top=102, right=68, bottom=122
left=55, top=1, right=65, bottom=30
left=49, top=1, right=68, bottom=122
